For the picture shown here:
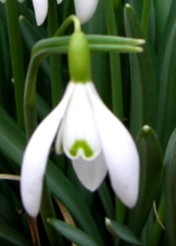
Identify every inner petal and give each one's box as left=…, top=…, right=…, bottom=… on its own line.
left=61, top=83, right=101, bottom=160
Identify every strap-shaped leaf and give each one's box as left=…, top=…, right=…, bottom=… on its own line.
left=105, top=218, right=142, bottom=245
left=164, top=129, right=176, bottom=245
left=0, top=224, right=31, bottom=246
left=128, top=125, right=163, bottom=235
left=124, top=4, right=157, bottom=136
left=48, top=219, right=99, bottom=246
left=157, top=23, right=176, bottom=148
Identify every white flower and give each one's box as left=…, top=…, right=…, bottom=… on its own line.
left=31, top=0, right=99, bottom=26
left=21, top=81, right=139, bottom=217
left=73, top=0, right=98, bottom=24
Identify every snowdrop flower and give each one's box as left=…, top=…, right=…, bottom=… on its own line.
left=21, top=31, right=139, bottom=217
left=32, top=0, right=99, bottom=25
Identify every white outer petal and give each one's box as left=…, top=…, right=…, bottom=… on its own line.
left=32, top=0, right=48, bottom=25
left=72, top=152, right=107, bottom=191
left=87, top=83, right=139, bottom=208
left=74, top=0, right=98, bottom=24
left=56, top=0, right=63, bottom=3
left=21, top=83, right=73, bottom=217
left=59, top=82, right=101, bottom=160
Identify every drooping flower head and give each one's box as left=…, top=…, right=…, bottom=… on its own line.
left=31, top=0, right=99, bottom=25
left=21, top=28, right=140, bottom=217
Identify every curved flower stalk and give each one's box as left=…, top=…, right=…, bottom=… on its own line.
left=21, top=31, right=139, bottom=217
left=31, top=0, right=99, bottom=26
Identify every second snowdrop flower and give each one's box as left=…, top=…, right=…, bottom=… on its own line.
left=32, top=0, right=99, bottom=25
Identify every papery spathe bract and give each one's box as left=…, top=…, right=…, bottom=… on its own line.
left=21, top=81, right=139, bottom=217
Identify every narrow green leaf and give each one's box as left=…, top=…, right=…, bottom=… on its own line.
left=128, top=125, right=163, bottom=235
left=157, top=23, right=176, bottom=148
left=0, top=224, right=31, bottom=246
left=157, top=0, right=176, bottom=62
left=19, top=16, right=46, bottom=49
left=128, top=0, right=143, bottom=18
left=164, top=129, right=176, bottom=245
left=124, top=4, right=157, bottom=136
left=5, top=0, right=25, bottom=128
left=0, top=106, right=25, bottom=164
left=48, top=219, right=99, bottom=246
left=98, top=183, right=114, bottom=219
left=105, top=218, right=142, bottom=245
left=103, top=0, right=123, bottom=118
left=154, top=0, right=172, bottom=42
left=0, top=193, right=19, bottom=228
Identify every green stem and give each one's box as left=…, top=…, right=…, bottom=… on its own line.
left=54, top=15, right=81, bottom=36
left=141, top=0, right=152, bottom=37
left=103, top=0, right=123, bottom=119
left=48, top=0, right=63, bottom=106
left=5, top=0, right=25, bottom=128
left=24, top=56, right=39, bottom=138
left=24, top=41, right=68, bottom=137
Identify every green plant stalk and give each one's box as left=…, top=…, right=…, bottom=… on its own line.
left=24, top=56, right=40, bottom=138
left=48, top=0, right=63, bottom=107
left=5, top=0, right=25, bottom=128
left=54, top=15, right=81, bottom=36
left=103, top=0, right=123, bottom=119
left=24, top=44, right=67, bottom=138
left=113, top=0, right=122, bottom=8
left=141, top=0, right=152, bottom=37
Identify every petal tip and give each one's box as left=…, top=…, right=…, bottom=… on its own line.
left=32, top=0, right=48, bottom=25
left=21, top=177, right=43, bottom=217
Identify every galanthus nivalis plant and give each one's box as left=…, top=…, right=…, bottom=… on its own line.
left=31, top=0, right=99, bottom=25
left=1, top=0, right=175, bottom=245
left=20, top=28, right=140, bottom=217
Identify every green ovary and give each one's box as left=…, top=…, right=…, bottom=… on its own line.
left=69, top=140, right=94, bottom=158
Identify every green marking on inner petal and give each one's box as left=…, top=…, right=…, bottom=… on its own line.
left=69, top=140, right=94, bottom=158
